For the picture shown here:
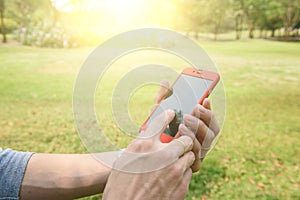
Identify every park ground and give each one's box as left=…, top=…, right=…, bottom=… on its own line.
left=0, top=38, right=299, bottom=199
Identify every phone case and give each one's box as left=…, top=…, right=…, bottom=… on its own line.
left=140, top=68, right=220, bottom=143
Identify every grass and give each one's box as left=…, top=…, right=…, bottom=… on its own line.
left=0, top=39, right=299, bottom=199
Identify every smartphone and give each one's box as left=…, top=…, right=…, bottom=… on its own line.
left=140, top=68, right=220, bottom=143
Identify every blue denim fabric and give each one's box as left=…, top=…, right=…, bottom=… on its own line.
left=0, top=148, right=34, bottom=200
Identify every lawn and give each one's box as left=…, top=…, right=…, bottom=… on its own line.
left=0, top=39, right=299, bottom=199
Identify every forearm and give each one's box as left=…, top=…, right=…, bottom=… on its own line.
left=20, top=152, right=119, bottom=200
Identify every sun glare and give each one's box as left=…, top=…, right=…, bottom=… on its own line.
left=53, top=0, right=180, bottom=39
left=105, top=0, right=146, bottom=27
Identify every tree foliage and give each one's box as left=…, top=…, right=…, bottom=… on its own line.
left=233, top=0, right=300, bottom=38
left=0, top=0, right=7, bottom=43
left=0, top=0, right=299, bottom=45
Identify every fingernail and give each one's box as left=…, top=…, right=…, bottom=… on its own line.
left=179, top=124, right=188, bottom=132
left=199, top=105, right=206, bottom=112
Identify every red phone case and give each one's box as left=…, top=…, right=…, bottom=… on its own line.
left=140, top=68, right=220, bottom=143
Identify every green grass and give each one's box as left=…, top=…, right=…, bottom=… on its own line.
left=0, top=39, right=299, bottom=199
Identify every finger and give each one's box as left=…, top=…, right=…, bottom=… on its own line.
left=139, top=109, right=175, bottom=140
left=178, top=123, right=201, bottom=172
left=178, top=124, right=200, bottom=161
left=200, top=128, right=215, bottom=159
left=203, top=98, right=211, bottom=110
left=176, top=151, right=195, bottom=173
left=183, top=114, right=206, bottom=143
left=183, top=114, right=200, bottom=134
left=168, top=135, right=194, bottom=159
left=183, top=114, right=215, bottom=156
left=191, top=155, right=201, bottom=172
left=178, top=124, right=196, bottom=140
left=183, top=167, right=193, bottom=185
left=203, top=98, right=220, bottom=134
left=186, top=115, right=215, bottom=160
left=192, top=104, right=220, bottom=135
left=154, top=80, right=172, bottom=104
left=181, top=167, right=193, bottom=191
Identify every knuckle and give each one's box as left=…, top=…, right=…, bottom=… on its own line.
left=194, top=140, right=201, bottom=152
left=194, top=104, right=201, bottom=113
left=178, top=124, right=187, bottom=135
left=143, top=140, right=154, bottom=151
left=207, top=130, right=215, bottom=142
left=198, top=119, right=205, bottom=130
left=183, top=114, right=189, bottom=122
left=184, top=136, right=194, bottom=149
left=126, top=139, right=139, bottom=151
left=188, top=151, right=196, bottom=163
left=203, top=131, right=214, bottom=145
left=127, top=139, right=152, bottom=153
left=215, top=121, right=221, bottom=134
left=207, top=109, right=213, bottom=116
left=179, top=182, right=188, bottom=193
left=190, top=118, right=201, bottom=134
left=160, top=147, right=173, bottom=160
left=170, top=164, right=183, bottom=178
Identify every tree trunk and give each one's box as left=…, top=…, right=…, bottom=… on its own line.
left=214, top=24, right=219, bottom=41
left=249, top=27, right=254, bottom=39
left=195, top=32, right=199, bottom=40
left=0, top=8, right=6, bottom=43
left=285, top=27, right=290, bottom=37
left=214, top=33, right=218, bottom=41
left=259, top=29, right=263, bottom=38
left=235, top=14, right=242, bottom=40
left=235, top=17, right=240, bottom=40
left=271, top=29, right=275, bottom=37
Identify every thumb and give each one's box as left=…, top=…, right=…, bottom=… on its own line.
left=139, top=109, right=175, bottom=141
left=154, top=80, right=172, bottom=104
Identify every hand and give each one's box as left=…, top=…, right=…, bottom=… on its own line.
left=182, top=98, right=220, bottom=163
left=154, top=81, right=220, bottom=172
left=103, top=110, right=195, bottom=200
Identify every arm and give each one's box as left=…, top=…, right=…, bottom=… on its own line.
left=20, top=152, right=118, bottom=200
left=20, top=81, right=173, bottom=199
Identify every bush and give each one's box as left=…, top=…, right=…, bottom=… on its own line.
left=0, top=18, right=18, bottom=34
left=14, top=20, right=79, bottom=48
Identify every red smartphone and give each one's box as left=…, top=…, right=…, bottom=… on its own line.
left=140, top=68, right=220, bottom=143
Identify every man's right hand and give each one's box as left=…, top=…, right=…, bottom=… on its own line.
left=103, top=110, right=196, bottom=200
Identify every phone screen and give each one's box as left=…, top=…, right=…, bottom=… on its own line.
left=146, top=74, right=213, bottom=128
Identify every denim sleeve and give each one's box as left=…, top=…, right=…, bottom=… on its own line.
left=0, top=148, right=34, bottom=200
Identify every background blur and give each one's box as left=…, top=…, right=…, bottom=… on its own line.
left=1, top=0, right=300, bottom=46
left=0, top=0, right=299, bottom=200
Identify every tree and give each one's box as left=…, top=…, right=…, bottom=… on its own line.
left=180, top=0, right=233, bottom=40
left=235, top=11, right=244, bottom=39
left=279, top=0, right=300, bottom=36
left=179, top=0, right=208, bottom=39
left=0, top=0, right=7, bottom=43
left=234, top=0, right=271, bottom=39
left=257, top=0, right=282, bottom=37
left=205, top=0, right=234, bottom=40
